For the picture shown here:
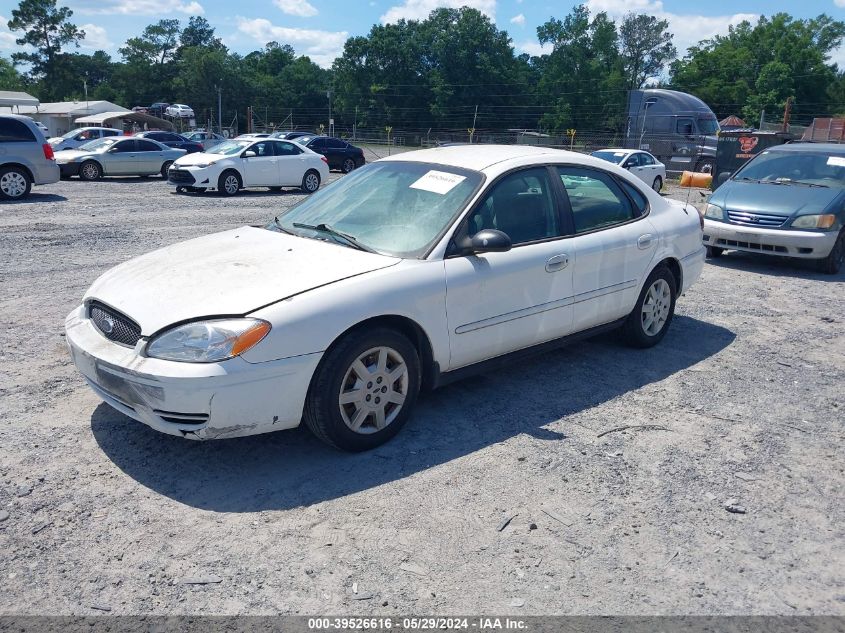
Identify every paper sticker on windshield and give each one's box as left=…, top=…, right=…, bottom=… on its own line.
left=410, top=170, right=466, bottom=195
left=613, top=152, right=626, bottom=156
left=827, top=156, right=845, bottom=167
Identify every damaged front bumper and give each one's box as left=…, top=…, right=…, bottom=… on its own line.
left=65, top=305, right=322, bottom=440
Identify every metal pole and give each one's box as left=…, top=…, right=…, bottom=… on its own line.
left=354, top=105, right=358, bottom=141
left=327, top=90, right=332, bottom=136
left=759, top=109, right=765, bottom=130
left=471, top=104, right=478, bottom=143
left=217, top=86, right=222, bottom=134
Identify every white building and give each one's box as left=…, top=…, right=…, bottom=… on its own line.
left=13, top=101, right=129, bottom=137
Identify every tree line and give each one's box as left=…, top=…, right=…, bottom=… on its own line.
left=3, top=0, right=844, bottom=134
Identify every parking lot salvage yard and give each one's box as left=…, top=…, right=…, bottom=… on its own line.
left=0, top=177, right=843, bottom=615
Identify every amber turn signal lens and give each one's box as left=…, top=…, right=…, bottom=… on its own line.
left=818, top=214, right=836, bottom=229
left=231, top=321, right=271, bottom=356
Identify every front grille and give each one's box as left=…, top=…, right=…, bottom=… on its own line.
left=168, top=168, right=195, bottom=184
left=716, top=238, right=788, bottom=253
left=89, top=302, right=142, bottom=347
left=726, top=210, right=787, bottom=227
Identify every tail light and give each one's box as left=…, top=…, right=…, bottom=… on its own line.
left=320, top=156, right=328, bottom=164
left=42, top=143, right=55, bottom=161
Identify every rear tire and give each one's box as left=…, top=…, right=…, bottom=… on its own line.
left=0, top=166, right=32, bottom=200
left=816, top=229, right=844, bottom=275
left=622, top=266, right=677, bottom=348
left=303, top=327, right=421, bottom=451
left=652, top=176, right=662, bottom=193
left=301, top=169, right=320, bottom=194
left=160, top=161, right=173, bottom=178
left=79, top=160, right=101, bottom=181
left=217, top=170, right=241, bottom=196
left=342, top=158, right=356, bottom=174
left=706, top=246, right=724, bottom=258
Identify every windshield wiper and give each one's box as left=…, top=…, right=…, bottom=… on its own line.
left=292, top=222, right=377, bottom=254
left=272, top=216, right=293, bottom=234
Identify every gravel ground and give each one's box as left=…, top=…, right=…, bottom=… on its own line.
left=0, top=173, right=843, bottom=616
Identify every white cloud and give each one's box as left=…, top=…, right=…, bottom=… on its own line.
left=835, top=0, right=845, bottom=8
left=73, top=0, right=204, bottom=16
left=509, top=13, right=525, bottom=27
left=586, top=0, right=757, bottom=57
left=236, top=17, right=348, bottom=68
left=380, top=0, right=495, bottom=24
left=274, top=0, right=318, bottom=17
left=79, top=24, right=114, bottom=50
left=830, top=46, right=845, bottom=69
left=0, top=16, right=18, bottom=52
left=517, top=40, right=552, bottom=57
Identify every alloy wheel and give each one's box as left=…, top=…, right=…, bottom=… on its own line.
left=641, top=278, right=671, bottom=336
left=338, top=346, right=408, bottom=434
left=304, top=172, right=319, bottom=192
left=0, top=171, right=27, bottom=198
left=81, top=162, right=100, bottom=180
left=223, top=174, right=239, bottom=194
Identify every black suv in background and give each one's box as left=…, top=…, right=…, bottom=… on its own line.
left=293, top=135, right=365, bottom=173
left=149, top=103, right=170, bottom=118
left=135, top=131, right=203, bottom=154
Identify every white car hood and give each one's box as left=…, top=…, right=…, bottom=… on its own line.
left=173, top=151, right=230, bottom=166
left=84, top=226, right=399, bottom=335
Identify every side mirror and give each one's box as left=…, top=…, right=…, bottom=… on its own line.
left=469, top=229, right=512, bottom=254
left=717, top=171, right=731, bottom=187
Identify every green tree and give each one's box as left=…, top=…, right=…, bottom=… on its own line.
left=7, top=0, right=84, bottom=98
left=120, top=19, right=181, bottom=66
left=0, top=56, right=25, bottom=90
left=671, top=13, right=845, bottom=124
left=179, top=16, right=221, bottom=49
left=619, top=13, right=675, bottom=90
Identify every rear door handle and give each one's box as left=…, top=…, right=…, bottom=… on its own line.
left=546, top=254, right=570, bottom=272
left=637, top=234, right=654, bottom=249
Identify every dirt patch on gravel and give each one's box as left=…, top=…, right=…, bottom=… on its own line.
left=0, top=174, right=842, bottom=616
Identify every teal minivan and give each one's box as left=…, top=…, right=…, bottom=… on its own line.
left=703, top=143, right=845, bottom=274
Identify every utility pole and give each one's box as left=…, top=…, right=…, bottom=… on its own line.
left=471, top=104, right=478, bottom=143
left=83, top=80, right=88, bottom=111
left=327, top=90, right=333, bottom=136
left=216, top=86, right=222, bottom=134
left=759, top=109, right=765, bottom=130
left=781, top=97, right=793, bottom=133
left=354, top=105, right=358, bottom=141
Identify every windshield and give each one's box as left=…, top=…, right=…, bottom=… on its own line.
left=733, top=150, right=845, bottom=188
left=591, top=150, right=627, bottom=165
left=296, top=135, right=316, bottom=144
left=62, top=129, right=88, bottom=139
left=698, top=118, right=719, bottom=135
left=207, top=140, right=251, bottom=155
left=78, top=137, right=119, bottom=151
left=271, top=161, right=483, bottom=258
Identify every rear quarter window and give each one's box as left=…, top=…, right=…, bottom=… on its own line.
left=0, top=119, right=37, bottom=143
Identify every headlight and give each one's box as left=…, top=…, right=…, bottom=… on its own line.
left=704, top=203, right=724, bottom=220
left=791, top=214, right=837, bottom=229
left=146, top=319, right=271, bottom=363
left=192, top=161, right=216, bottom=169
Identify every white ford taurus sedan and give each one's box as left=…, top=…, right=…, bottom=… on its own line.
left=66, top=145, right=705, bottom=451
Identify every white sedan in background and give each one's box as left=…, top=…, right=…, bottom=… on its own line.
left=168, top=138, right=330, bottom=195
left=591, top=149, right=667, bottom=193
left=66, top=145, right=704, bottom=451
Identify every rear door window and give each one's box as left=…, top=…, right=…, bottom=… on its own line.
left=0, top=119, right=37, bottom=142
left=112, top=140, right=137, bottom=152
left=558, top=166, right=637, bottom=233
left=136, top=140, right=161, bottom=152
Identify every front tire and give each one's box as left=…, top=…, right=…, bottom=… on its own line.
left=217, top=170, right=241, bottom=196
left=79, top=160, right=102, bottom=181
left=622, top=266, right=677, bottom=348
left=303, top=327, right=421, bottom=451
left=816, top=229, right=845, bottom=275
left=301, top=169, right=320, bottom=193
left=652, top=176, right=663, bottom=193
left=160, top=161, right=173, bottom=178
left=342, top=158, right=356, bottom=174
left=0, top=166, right=32, bottom=200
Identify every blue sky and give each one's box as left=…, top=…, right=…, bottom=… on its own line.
left=1, top=0, right=844, bottom=68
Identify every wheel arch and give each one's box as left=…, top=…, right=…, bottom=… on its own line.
left=1, top=162, right=34, bottom=181
left=654, top=256, right=682, bottom=294
left=79, top=158, right=103, bottom=176
left=319, top=314, right=437, bottom=391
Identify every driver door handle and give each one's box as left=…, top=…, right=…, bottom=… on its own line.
left=546, top=254, right=570, bottom=272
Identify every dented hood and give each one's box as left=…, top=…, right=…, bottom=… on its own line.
left=84, top=226, right=399, bottom=335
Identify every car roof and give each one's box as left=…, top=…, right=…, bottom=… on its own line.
left=766, top=142, right=845, bottom=155
left=383, top=144, right=588, bottom=172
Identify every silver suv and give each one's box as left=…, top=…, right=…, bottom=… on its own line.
left=0, top=114, right=60, bottom=200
